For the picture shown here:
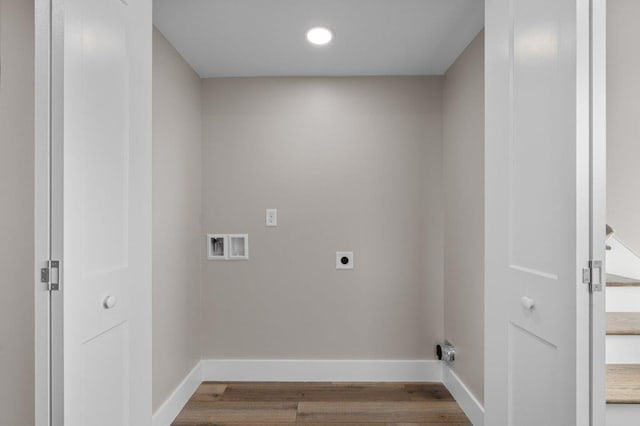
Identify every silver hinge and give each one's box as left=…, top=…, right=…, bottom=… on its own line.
left=41, top=260, right=60, bottom=291
left=582, top=260, right=603, bottom=292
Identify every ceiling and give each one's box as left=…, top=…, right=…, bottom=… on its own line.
left=153, top=0, right=484, bottom=78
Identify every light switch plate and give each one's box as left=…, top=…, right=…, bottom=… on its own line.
left=266, top=209, right=277, bottom=227
left=336, top=252, right=354, bottom=270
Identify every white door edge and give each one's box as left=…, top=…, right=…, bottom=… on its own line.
left=590, top=0, right=607, bottom=423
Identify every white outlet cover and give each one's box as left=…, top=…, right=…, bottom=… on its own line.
left=266, top=209, right=277, bottom=227
left=336, top=251, right=354, bottom=270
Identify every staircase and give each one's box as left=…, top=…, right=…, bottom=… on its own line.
left=606, top=236, right=640, bottom=425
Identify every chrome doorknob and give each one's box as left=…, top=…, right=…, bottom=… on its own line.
left=520, top=296, right=535, bottom=310
left=103, top=295, right=117, bottom=309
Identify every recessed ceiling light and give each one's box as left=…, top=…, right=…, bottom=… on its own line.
left=306, top=27, right=333, bottom=46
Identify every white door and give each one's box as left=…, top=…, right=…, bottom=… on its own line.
left=485, top=0, right=593, bottom=424
left=37, top=0, right=152, bottom=424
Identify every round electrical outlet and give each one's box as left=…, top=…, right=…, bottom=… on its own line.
left=336, top=252, right=354, bottom=269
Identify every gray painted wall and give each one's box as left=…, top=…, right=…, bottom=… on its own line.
left=200, top=77, right=445, bottom=359
left=152, top=28, right=203, bottom=412
left=0, top=0, right=35, bottom=424
left=443, top=32, right=485, bottom=403
left=608, top=0, right=640, bottom=255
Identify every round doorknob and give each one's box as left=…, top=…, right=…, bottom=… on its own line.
left=520, top=296, right=535, bottom=310
left=103, top=295, right=117, bottom=309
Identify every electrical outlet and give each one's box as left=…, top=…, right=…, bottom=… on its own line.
left=266, top=209, right=277, bottom=227
left=336, top=251, right=354, bottom=270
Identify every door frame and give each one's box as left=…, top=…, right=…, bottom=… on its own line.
left=34, top=0, right=52, bottom=424
left=35, top=0, right=63, bottom=423
left=590, top=0, right=607, bottom=424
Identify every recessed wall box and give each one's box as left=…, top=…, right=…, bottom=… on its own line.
left=228, top=234, right=249, bottom=260
left=207, top=234, right=227, bottom=260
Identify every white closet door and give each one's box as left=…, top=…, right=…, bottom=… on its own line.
left=485, top=0, right=592, bottom=424
left=48, top=0, right=152, bottom=424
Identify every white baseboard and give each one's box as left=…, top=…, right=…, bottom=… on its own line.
left=152, top=362, right=202, bottom=426
left=443, top=366, right=484, bottom=426
left=152, top=360, right=480, bottom=426
left=201, top=359, right=443, bottom=382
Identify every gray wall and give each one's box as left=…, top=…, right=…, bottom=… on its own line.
left=607, top=0, right=640, bottom=255
left=0, top=0, right=35, bottom=424
left=200, top=77, right=444, bottom=359
left=443, top=32, right=485, bottom=402
left=152, top=28, right=203, bottom=411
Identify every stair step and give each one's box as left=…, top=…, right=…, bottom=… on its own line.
left=607, top=364, right=640, bottom=404
left=606, top=286, right=640, bottom=312
left=607, top=404, right=640, bottom=426
left=608, top=313, right=640, bottom=335
left=608, top=281, right=640, bottom=287
left=606, top=336, right=640, bottom=364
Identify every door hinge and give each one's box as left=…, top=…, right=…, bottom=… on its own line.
left=41, top=260, right=60, bottom=291
left=582, top=260, right=603, bottom=292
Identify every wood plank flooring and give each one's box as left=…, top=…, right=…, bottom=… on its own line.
left=607, top=365, right=640, bottom=404
left=172, top=382, right=471, bottom=425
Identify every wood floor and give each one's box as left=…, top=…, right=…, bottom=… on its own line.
left=172, top=382, right=471, bottom=425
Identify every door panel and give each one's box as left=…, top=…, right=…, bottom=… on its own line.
left=80, top=0, right=130, bottom=278
left=48, top=0, right=152, bottom=423
left=485, top=0, right=591, bottom=424
left=508, top=323, right=558, bottom=424
left=81, top=323, right=130, bottom=426
left=510, top=0, right=565, bottom=279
